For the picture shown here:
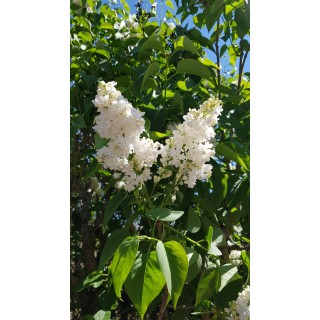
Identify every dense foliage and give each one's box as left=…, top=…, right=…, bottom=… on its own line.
left=70, top=0, right=250, bottom=319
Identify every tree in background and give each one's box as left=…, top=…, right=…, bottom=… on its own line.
left=70, top=0, right=250, bottom=319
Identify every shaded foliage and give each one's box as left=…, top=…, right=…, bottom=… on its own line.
left=70, top=0, right=250, bottom=319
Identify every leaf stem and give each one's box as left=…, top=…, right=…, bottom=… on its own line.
left=162, top=223, right=208, bottom=252
left=138, top=235, right=159, bottom=242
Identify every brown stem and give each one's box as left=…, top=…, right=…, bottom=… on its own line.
left=167, top=304, right=194, bottom=310
left=157, top=285, right=169, bottom=320
left=237, top=49, right=249, bottom=93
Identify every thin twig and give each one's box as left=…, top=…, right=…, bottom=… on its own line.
left=237, top=49, right=249, bottom=93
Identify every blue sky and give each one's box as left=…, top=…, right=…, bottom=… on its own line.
left=123, top=0, right=250, bottom=74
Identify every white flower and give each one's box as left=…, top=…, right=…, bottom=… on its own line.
left=125, top=14, right=139, bottom=29
left=115, top=32, right=124, bottom=39
left=229, top=250, right=243, bottom=266
left=159, top=96, right=222, bottom=188
left=93, top=81, right=161, bottom=192
left=114, top=20, right=126, bottom=31
left=151, top=2, right=157, bottom=14
left=166, top=22, right=175, bottom=30
left=112, top=0, right=117, bottom=4
left=225, top=286, right=250, bottom=320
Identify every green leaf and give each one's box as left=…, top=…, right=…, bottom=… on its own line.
left=177, top=80, right=192, bottom=91
left=208, top=242, right=222, bottom=256
left=201, top=218, right=226, bottom=246
left=241, top=250, right=250, bottom=273
left=75, top=16, right=91, bottom=30
left=73, top=114, right=86, bottom=129
left=174, top=36, right=199, bottom=55
left=206, top=226, right=213, bottom=246
left=141, top=62, right=160, bottom=91
left=219, top=264, right=238, bottom=291
left=165, top=0, right=175, bottom=10
left=98, top=228, right=130, bottom=270
left=198, top=57, right=220, bottom=69
left=228, top=176, right=249, bottom=208
left=209, top=160, right=228, bottom=210
left=206, top=0, right=225, bottom=32
left=82, top=316, right=95, bottom=320
left=95, top=133, right=109, bottom=149
left=185, top=247, right=202, bottom=282
left=110, top=237, right=139, bottom=298
left=78, top=31, right=93, bottom=43
left=176, top=59, right=212, bottom=80
left=125, top=251, right=166, bottom=319
left=225, top=0, right=244, bottom=15
left=81, top=159, right=101, bottom=183
left=95, top=48, right=110, bottom=58
left=193, top=12, right=205, bottom=28
left=149, top=131, right=171, bottom=141
left=87, top=0, right=94, bottom=10
left=104, top=191, right=127, bottom=228
left=216, top=143, right=248, bottom=170
left=186, top=207, right=201, bottom=233
left=156, top=241, right=188, bottom=308
left=228, top=45, right=238, bottom=66
left=213, top=277, right=244, bottom=309
left=100, top=22, right=114, bottom=30
left=195, top=265, right=217, bottom=305
left=94, top=310, right=111, bottom=320
left=145, top=207, right=184, bottom=222
left=140, top=35, right=163, bottom=53
left=78, top=270, right=106, bottom=292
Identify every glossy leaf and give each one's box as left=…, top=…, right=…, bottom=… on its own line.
left=103, top=191, right=127, bottom=228
left=176, top=59, right=212, bottom=80
left=186, top=207, right=201, bottom=233
left=149, top=131, right=171, bottom=141
left=78, top=31, right=93, bottom=43
left=95, top=133, right=109, bottom=149
left=110, top=237, right=139, bottom=298
left=156, top=241, right=188, bottom=308
left=81, top=159, right=101, bottom=183
left=125, top=251, right=166, bottom=319
left=219, top=264, right=238, bottom=291
left=195, top=265, right=217, bottom=305
left=210, top=160, right=228, bottom=210
left=165, top=0, right=175, bottom=10
left=141, top=62, right=160, bottom=91
left=216, top=143, right=248, bottom=170
left=146, top=207, right=184, bottom=222
left=94, top=310, right=111, bottom=320
left=185, top=247, right=202, bottom=282
left=208, top=242, right=222, bottom=256
left=174, top=36, right=199, bottom=55
left=98, top=228, right=130, bottom=270
left=140, top=35, right=163, bottom=52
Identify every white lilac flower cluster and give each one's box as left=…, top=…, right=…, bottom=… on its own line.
left=158, top=97, right=222, bottom=188
left=114, top=14, right=139, bottom=40
left=225, top=285, right=250, bottom=320
left=93, top=81, right=222, bottom=192
left=229, top=250, right=243, bottom=267
left=93, top=81, right=161, bottom=192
